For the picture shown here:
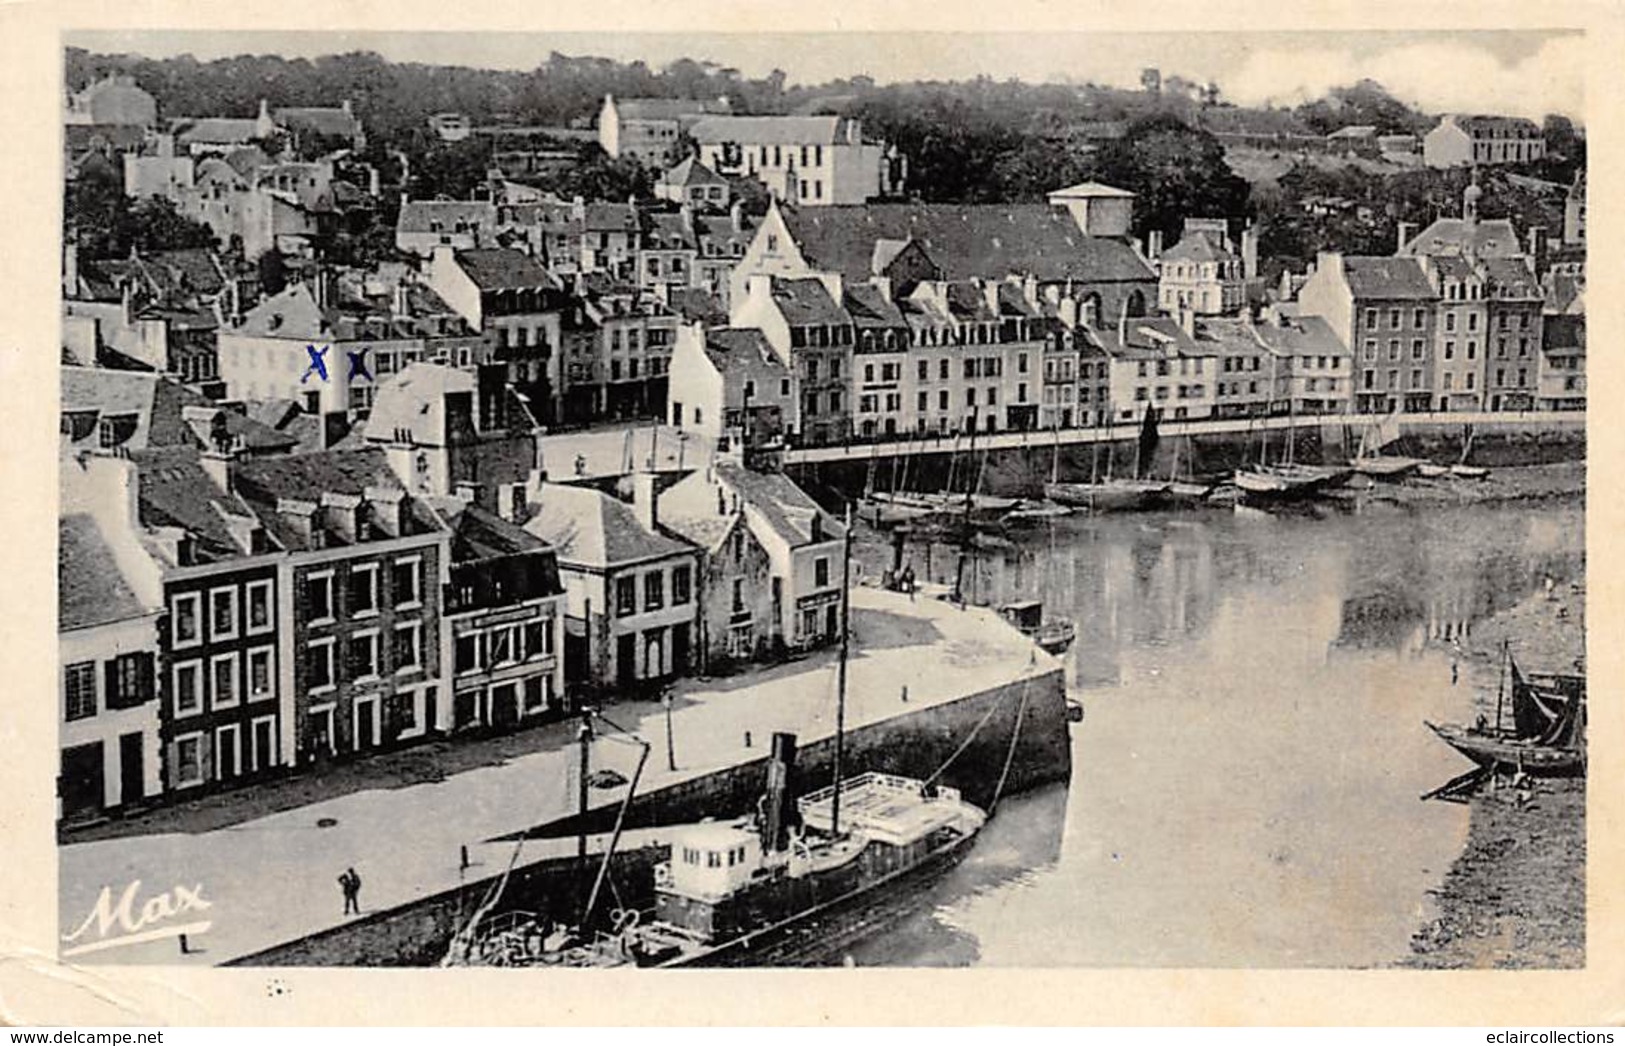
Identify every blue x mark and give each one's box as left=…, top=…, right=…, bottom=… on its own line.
left=300, top=344, right=329, bottom=384
left=347, top=347, right=373, bottom=383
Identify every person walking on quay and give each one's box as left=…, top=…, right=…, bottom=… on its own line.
left=339, top=867, right=362, bottom=916
left=901, top=562, right=916, bottom=600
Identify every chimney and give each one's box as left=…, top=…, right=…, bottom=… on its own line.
left=1022, top=273, right=1039, bottom=309
left=322, top=410, right=350, bottom=450
left=277, top=496, right=318, bottom=547
left=730, top=199, right=744, bottom=233
left=1315, top=251, right=1344, bottom=282
left=63, top=240, right=79, bottom=298
left=364, top=483, right=408, bottom=536
left=760, top=732, right=798, bottom=853
left=1396, top=220, right=1414, bottom=256
left=368, top=165, right=380, bottom=198
left=1526, top=227, right=1547, bottom=273
left=982, top=279, right=1000, bottom=314
left=571, top=195, right=586, bottom=223
left=1148, top=229, right=1164, bottom=259
left=342, top=99, right=353, bottom=117
left=393, top=279, right=410, bottom=319
left=1178, top=306, right=1196, bottom=338
left=632, top=470, right=659, bottom=533
left=1241, top=225, right=1259, bottom=280
left=320, top=491, right=364, bottom=543
left=453, top=480, right=480, bottom=504
left=1118, top=296, right=1129, bottom=347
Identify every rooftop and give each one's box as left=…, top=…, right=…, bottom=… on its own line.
left=1341, top=256, right=1439, bottom=300
left=524, top=483, right=694, bottom=568
left=690, top=115, right=854, bottom=146
left=454, top=248, right=556, bottom=292
left=398, top=200, right=498, bottom=234
left=1047, top=181, right=1137, bottom=200
left=772, top=277, right=851, bottom=327
left=1404, top=217, right=1523, bottom=259
left=59, top=514, right=150, bottom=631
left=713, top=458, right=844, bottom=548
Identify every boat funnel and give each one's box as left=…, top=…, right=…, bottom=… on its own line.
left=761, top=732, right=798, bottom=852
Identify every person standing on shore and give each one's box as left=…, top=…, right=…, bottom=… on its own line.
left=339, top=867, right=362, bottom=916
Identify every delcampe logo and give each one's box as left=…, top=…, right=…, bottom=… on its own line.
left=60, top=880, right=212, bottom=957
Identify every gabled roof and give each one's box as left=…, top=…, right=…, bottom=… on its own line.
left=232, top=447, right=443, bottom=551
left=235, top=282, right=330, bottom=340
left=771, top=277, right=851, bottom=326
left=1480, top=257, right=1542, bottom=299
left=1327, top=125, right=1378, bottom=138
left=1404, top=217, right=1522, bottom=259
left=643, top=211, right=697, bottom=251
left=1253, top=314, right=1350, bottom=358
left=1447, top=114, right=1542, bottom=137
left=64, top=124, right=147, bottom=154
left=713, top=459, right=845, bottom=548
left=782, top=204, right=1155, bottom=285
left=437, top=501, right=563, bottom=592
left=1048, top=181, right=1136, bottom=200
left=60, top=367, right=203, bottom=452
left=223, top=146, right=272, bottom=176
left=455, top=248, right=556, bottom=291
left=274, top=106, right=361, bottom=140
left=1099, top=316, right=1213, bottom=359
left=943, top=281, right=998, bottom=322
left=666, top=287, right=728, bottom=326
left=59, top=514, right=151, bottom=631
left=1342, top=256, right=1438, bottom=300
left=398, top=200, right=497, bottom=234
left=658, top=504, right=745, bottom=556
left=364, top=363, right=475, bottom=447
left=614, top=97, right=731, bottom=122
left=1160, top=231, right=1235, bottom=263
left=694, top=212, right=756, bottom=254
left=1544, top=273, right=1584, bottom=316
left=523, top=484, right=694, bottom=569
left=701, top=327, right=789, bottom=382
left=583, top=202, right=640, bottom=234
left=662, top=156, right=727, bottom=188
left=690, top=115, right=848, bottom=146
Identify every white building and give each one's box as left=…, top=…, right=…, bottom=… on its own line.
left=1423, top=115, right=1547, bottom=168
left=690, top=116, right=903, bottom=206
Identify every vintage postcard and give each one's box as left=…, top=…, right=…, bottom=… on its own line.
left=2, top=0, right=1619, bottom=1027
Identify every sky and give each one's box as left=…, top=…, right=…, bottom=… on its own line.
left=67, top=28, right=1586, bottom=121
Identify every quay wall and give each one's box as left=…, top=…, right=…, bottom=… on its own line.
left=233, top=664, right=1071, bottom=966
left=784, top=413, right=1585, bottom=501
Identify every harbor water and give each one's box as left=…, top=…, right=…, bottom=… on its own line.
left=843, top=496, right=1584, bottom=967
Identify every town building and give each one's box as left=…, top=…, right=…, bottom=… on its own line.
left=272, top=101, right=366, bottom=152
left=426, top=247, right=567, bottom=424
left=1097, top=312, right=1219, bottom=423
left=56, top=512, right=164, bottom=822
left=63, top=245, right=231, bottom=385
left=1252, top=308, right=1353, bottom=416
left=731, top=199, right=1157, bottom=327
left=232, top=447, right=450, bottom=764
left=691, top=116, right=904, bottom=206
left=496, top=199, right=640, bottom=281
left=665, top=324, right=794, bottom=454
left=523, top=481, right=700, bottom=695
left=1296, top=253, right=1440, bottom=414
left=436, top=502, right=569, bottom=733
left=1423, top=114, right=1547, bottom=168
left=60, top=368, right=298, bottom=459
left=556, top=279, right=678, bottom=425
left=1156, top=219, right=1258, bottom=316
left=731, top=273, right=854, bottom=446
left=846, top=281, right=915, bottom=439
left=428, top=112, right=473, bottom=143
left=1537, top=315, right=1585, bottom=412
left=396, top=200, right=499, bottom=258
left=1195, top=317, right=1288, bottom=419
left=597, top=95, right=732, bottom=167
left=65, top=74, right=158, bottom=128
left=656, top=157, right=731, bottom=209
left=657, top=459, right=846, bottom=653
left=123, top=138, right=196, bottom=200
left=1046, top=182, right=1136, bottom=238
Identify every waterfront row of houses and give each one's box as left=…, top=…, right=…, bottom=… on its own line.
left=57, top=359, right=846, bottom=824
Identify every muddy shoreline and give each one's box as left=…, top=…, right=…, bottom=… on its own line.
left=1401, top=562, right=1586, bottom=969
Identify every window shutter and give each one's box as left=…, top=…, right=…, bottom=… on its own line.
left=104, top=659, right=119, bottom=710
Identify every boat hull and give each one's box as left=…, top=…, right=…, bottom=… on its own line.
left=1352, top=456, right=1424, bottom=479
left=1425, top=722, right=1585, bottom=777
left=1044, top=481, right=1170, bottom=512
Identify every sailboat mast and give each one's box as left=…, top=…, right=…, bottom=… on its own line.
left=1494, top=639, right=1509, bottom=733
left=575, top=716, right=592, bottom=921
left=831, top=501, right=855, bottom=838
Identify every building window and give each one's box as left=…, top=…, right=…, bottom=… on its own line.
left=732, top=578, right=746, bottom=615
left=1446, top=313, right=1456, bottom=332
left=616, top=576, right=638, bottom=617
left=1388, top=310, right=1400, bottom=329
left=1412, top=340, right=1424, bottom=360
left=489, top=625, right=517, bottom=666
left=248, top=646, right=273, bottom=700
left=1444, top=342, right=1455, bottom=360
left=815, top=556, right=830, bottom=588
left=64, top=662, right=96, bottom=721
left=210, top=652, right=239, bottom=710
left=523, top=675, right=553, bottom=714
left=307, top=572, right=334, bottom=624
left=209, top=586, right=238, bottom=641
left=246, top=579, right=273, bottom=635
left=349, top=563, right=379, bottom=617
left=175, top=734, right=204, bottom=788
left=1364, top=309, right=1377, bottom=328
left=394, top=622, right=421, bottom=673
left=348, top=632, right=380, bottom=681
left=1387, top=340, right=1399, bottom=361
left=1414, top=309, right=1426, bottom=328
left=393, top=556, right=421, bottom=608
left=308, top=638, right=336, bottom=692
left=455, top=632, right=481, bottom=674
left=672, top=565, right=692, bottom=605
left=1363, top=340, right=1376, bottom=361
left=523, top=618, right=554, bottom=659
left=645, top=570, right=665, bottom=612
left=172, top=592, right=202, bottom=648
left=174, top=661, right=202, bottom=716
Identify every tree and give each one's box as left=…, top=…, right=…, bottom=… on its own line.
left=127, top=198, right=216, bottom=253
left=1085, top=114, right=1251, bottom=241
left=258, top=249, right=288, bottom=296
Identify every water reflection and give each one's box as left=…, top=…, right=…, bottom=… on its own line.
left=857, top=497, right=1583, bottom=967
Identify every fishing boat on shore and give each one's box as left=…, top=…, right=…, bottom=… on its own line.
left=1232, top=463, right=1340, bottom=502
left=1350, top=410, right=1425, bottom=479
left=999, top=599, right=1076, bottom=654
left=1426, top=644, right=1586, bottom=779
left=1044, top=405, right=1173, bottom=511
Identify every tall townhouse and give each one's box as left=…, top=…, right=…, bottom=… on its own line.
left=56, top=513, right=164, bottom=822
left=1297, top=253, right=1439, bottom=414
left=845, top=282, right=913, bottom=439
left=231, top=449, right=451, bottom=763
left=1479, top=258, right=1545, bottom=412
left=556, top=280, right=679, bottom=424
left=1537, top=316, right=1585, bottom=412
left=1253, top=309, right=1353, bottom=416
left=731, top=273, right=855, bottom=447
left=1099, top=314, right=1218, bottom=423
left=1419, top=256, right=1489, bottom=411
left=524, top=480, right=701, bottom=696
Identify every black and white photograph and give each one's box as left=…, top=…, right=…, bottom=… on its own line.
left=19, top=7, right=1609, bottom=1022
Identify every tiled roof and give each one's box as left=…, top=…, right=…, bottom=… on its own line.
left=1191, top=318, right=1268, bottom=358
left=701, top=327, right=789, bottom=382
left=782, top=204, right=1155, bottom=285
left=523, top=483, right=694, bottom=569
left=772, top=277, right=851, bottom=326
left=643, top=212, right=696, bottom=250
left=1160, top=231, right=1234, bottom=263
left=662, top=157, right=727, bottom=188
left=1099, top=316, right=1213, bottom=359
left=843, top=283, right=908, bottom=329
left=148, top=248, right=226, bottom=296
left=60, top=367, right=205, bottom=452
left=398, top=200, right=497, bottom=234
left=694, top=212, right=756, bottom=254
left=616, top=97, right=731, bottom=121
left=690, top=115, right=847, bottom=145
left=583, top=202, right=639, bottom=233
left=59, top=514, right=150, bottom=631
left=64, top=124, right=147, bottom=153
left=658, top=507, right=743, bottom=556
left=232, top=447, right=443, bottom=551
left=455, top=248, right=555, bottom=291
left=1450, top=115, right=1542, bottom=137
left=666, top=288, right=728, bottom=326
left=234, top=282, right=330, bottom=340
left=223, top=146, right=272, bottom=176
left=713, top=459, right=844, bottom=548
left=1342, top=256, right=1438, bottom=300
left=175, top=118, right=261, bottom=145
left=943, top=281, right=998, bottom=322
left=128, top=447, right=264, bottom=564
left=1253, top=314, right=1350, bottom=358
left=274, top=106, right=361, bottom=140
left=1542, top=315, right=1584, bottom=353
left=1404, top=217, right=1523, bottom=259
left=438, top=501, right=563, bottom=594
left=1480, top=257, right=1542, bottom=299
left=363, top=364, right=475, bottom=447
